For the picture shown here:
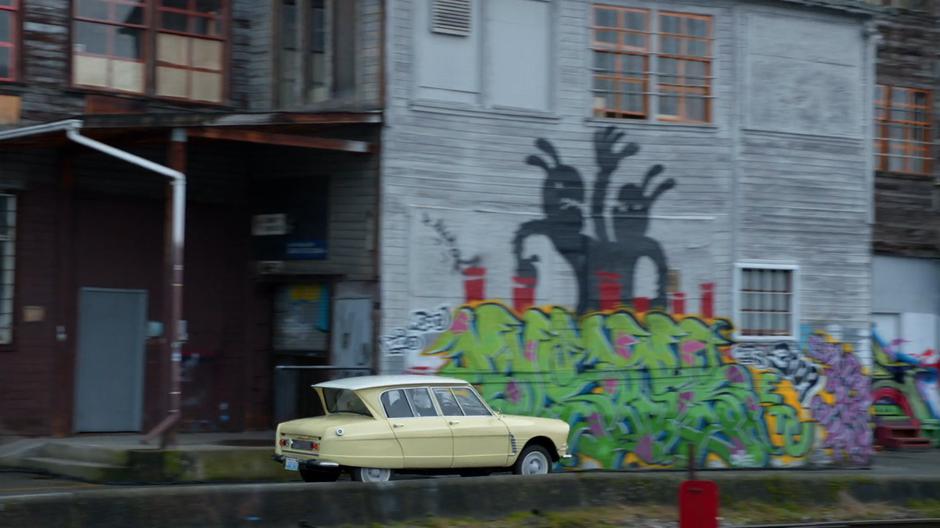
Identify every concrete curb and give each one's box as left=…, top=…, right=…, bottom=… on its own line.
left=3, top=472, right=940, bottom=528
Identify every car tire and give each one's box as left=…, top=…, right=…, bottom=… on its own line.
left=513, top=445, right=552, bottom=476
left=299, top=468, right=340, bottom=483
left=350, top=467, right=392, bottom=482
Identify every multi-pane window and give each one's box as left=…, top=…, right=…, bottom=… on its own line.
left=736, top=265, right=797, bottom=339
left=276, top=0, right=356, bottom=107
left=875, top=85, right=933, bottom=175
left=592, top=5, right=712, bottom=123
left=156, top=0, right=226, bottom=103
left=73, top=0, right=148, bottom=93
left=71, top=0, right=228, bottom=103
left=0, top=0, right=18, bottom=81
left=0, top=194, right=15, bottom=345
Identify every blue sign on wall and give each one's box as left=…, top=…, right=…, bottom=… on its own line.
left=254, top=177, right=330, bottom=262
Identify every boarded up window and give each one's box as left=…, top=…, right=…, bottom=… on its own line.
left=277, top=0, right=352, bottom=107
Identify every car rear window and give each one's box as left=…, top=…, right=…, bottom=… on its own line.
left=322, top=388, right=373, bottom=417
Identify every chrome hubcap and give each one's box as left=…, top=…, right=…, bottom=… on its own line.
left=360, top=468, right=391, bottom=482
left=522, top=451, right=549, bottom=475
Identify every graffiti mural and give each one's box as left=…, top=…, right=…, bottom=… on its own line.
left=409, top=301, right=872, bottom=469
left=395, top=129, right=872, bottom=469
left=872, top=329, right=940, bottom=442
left=512, top=128, right=674, bottom=314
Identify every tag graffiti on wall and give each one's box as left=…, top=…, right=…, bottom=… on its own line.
left=422, top=213, right=481, bottom=273
left=381, top=305, right=451, bottom=356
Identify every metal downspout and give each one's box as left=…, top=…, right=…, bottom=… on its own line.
left=64, top=125, right=187, bottom=448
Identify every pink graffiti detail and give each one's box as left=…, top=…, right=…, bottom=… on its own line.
left=588, top=413, right=606, bottom=437
left=604, top=379, right=619, bottom=394
left=505, top=381, right=521, bottom=404
left=732, top=437, right=746, bottom=455
left=726, top=366, right=745, bottom=384
left=635, top=435, right=654, bottom=463
left=451, top=311, right=470, bottom=334
left=678, top=391, right=694, bottom=413
left=681, top=340, right=706, bottom=365
left=525, top=341, right=537, bottom=362
left=615, top=334, right=637, bottom=359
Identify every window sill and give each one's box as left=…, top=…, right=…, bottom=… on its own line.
left=585, top=116, right=718, bottom=131
left=409, top=100, right=561, bottom=122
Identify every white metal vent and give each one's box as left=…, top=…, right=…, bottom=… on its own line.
left=432, top=0, right=472, bottom=36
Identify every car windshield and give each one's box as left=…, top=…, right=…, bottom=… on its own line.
left=321, top=388, right=373, bottom=417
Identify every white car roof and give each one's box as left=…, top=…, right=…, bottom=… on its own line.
left=313, top=374, right=471, bottom=391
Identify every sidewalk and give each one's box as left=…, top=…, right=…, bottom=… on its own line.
left=0, top=431, right=294, bottom=484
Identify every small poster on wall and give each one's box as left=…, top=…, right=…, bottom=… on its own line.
left=273, top=283, right=331, bottom=354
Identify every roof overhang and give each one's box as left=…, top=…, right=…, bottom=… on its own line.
left=0, top=111, right=382, bottom=154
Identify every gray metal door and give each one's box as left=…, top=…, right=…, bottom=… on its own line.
left=74, top=288, right=147, bottom=432
left=330, top=298, right=373, bottom=378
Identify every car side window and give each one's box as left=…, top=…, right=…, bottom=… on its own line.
left=381, top=389, right=414, bottom=418
left=452, top=387, right=491, bottom=416
left=433, top=388, right=464, bottom=416
left=405, top=388, right=438, bottom=417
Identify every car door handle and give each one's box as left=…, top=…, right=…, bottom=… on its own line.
left=448, top=420, right=460, bottom=425
left=393, top=423, right=405, bottom=428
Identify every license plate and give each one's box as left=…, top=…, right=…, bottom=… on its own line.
left=284, top=457, right=299, bottom=471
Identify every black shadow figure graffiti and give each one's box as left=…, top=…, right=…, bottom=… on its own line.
left=513, top=127, right=675, bottom=313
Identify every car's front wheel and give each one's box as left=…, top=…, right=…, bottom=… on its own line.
left=513, top=445, right=552, bottom=476
left=350, top=467, right=392, bottom=482
left=299, top=468, right=340, bottom=482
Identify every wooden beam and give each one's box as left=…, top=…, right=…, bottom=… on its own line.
left=186, top=127, right=373, bottom=153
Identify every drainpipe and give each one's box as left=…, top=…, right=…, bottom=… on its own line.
left=64, top=124, right=187, bottom=448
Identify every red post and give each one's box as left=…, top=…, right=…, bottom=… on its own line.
left=512, top=276, right=536, bottom=312
left=633, top=296, right=651, bottom=313
left=700, top=283, right=714, bottom=319
left=672, top=292, right=686, bottom=315
left=679, top=443, right=719, bottom=528
left=596, top=271, right=622, bottom=311
left=463, top=267, right=486, bottom=302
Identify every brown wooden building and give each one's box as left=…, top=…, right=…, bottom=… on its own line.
left=0, top=0, right=383, bottom=437
left=868, top=0, right=940, bottom=368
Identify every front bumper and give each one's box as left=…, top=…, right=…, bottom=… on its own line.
left=272, top=454, right=340, bottom=469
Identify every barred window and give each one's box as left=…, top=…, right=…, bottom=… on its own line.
left=735, top=265, right=797, bottom=339
left=876, top=85, right=933, bottom=176
left=591, top=5, right=712, bottom=123
left=0, top=194, right=15, bottom=345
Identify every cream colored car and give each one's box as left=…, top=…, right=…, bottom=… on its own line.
left=273, top=375, right=570, bottom=482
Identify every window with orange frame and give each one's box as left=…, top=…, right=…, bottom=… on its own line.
left=876, top=85, right=933, bottom=175
left=0, top=0, right=19, bottom=82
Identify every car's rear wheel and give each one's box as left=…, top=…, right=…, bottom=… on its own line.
left=350, top=467, right=392, bottom=482
left=299, top=468, right=339, bottom=482
left=513, top=445, right=552, bottom=476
